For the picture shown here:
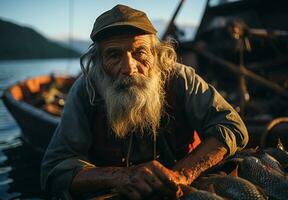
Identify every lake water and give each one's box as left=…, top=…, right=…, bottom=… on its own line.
left=0, top=58, right=80, bottom=199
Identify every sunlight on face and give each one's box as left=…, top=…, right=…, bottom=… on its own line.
left=100, top=34, right=155, bottom=79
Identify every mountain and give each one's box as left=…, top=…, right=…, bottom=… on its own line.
left=53, top=39, right=91, bottom=54
left=0, top=19, right=81, bottom=60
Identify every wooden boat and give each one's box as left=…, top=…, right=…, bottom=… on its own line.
left=2, top=74, right=76, bottom=153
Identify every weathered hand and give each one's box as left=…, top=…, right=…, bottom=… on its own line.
left=115, top=160, right=189, bottom=200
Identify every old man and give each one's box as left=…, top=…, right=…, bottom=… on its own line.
left=41, top=4, right=248, bottom=200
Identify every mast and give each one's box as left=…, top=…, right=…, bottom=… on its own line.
left=161, top=0, right=186, bottom=40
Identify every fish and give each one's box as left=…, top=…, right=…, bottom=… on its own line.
left=233, top=148, right=286, bottom=174
left=191, top=174, right=267, bottom=200
left=264, top=148, right=288, bottom=169
left=238, top=156, right=288, bottom=200
left=257, top=151, right=285, bottom=175
left=179, top=185, right=225, bottom=200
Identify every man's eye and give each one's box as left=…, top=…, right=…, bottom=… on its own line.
left=135, top=50, right=148, bottom=58
left=109, top=52, right=120, bottom=59
left=105, top=53, right=121, bottom=64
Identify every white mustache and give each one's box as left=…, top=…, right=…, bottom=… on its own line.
left=113, top=75, right=148, bottom=91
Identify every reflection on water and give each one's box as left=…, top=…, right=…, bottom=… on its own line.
left=0, top=58, right=80, bottom=199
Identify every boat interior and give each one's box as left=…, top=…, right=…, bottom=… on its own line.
left=9, top=74, right=76, bottom=116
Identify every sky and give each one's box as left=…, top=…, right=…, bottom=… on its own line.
left=0, top=0, right=207, bottom=41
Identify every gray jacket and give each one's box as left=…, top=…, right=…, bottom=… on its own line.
left=41, top=63, right=248, bottom=195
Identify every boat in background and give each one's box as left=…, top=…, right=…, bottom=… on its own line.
left=164, top=0, right=288, bottom=149
left=2, top=74, right=76, bottom=153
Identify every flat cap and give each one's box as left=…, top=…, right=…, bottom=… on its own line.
left=90, top=4, right=157, bottom=41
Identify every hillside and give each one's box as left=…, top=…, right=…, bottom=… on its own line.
left=0, top=19, right=80, bottom=60
left=54, top=39, right=91, bottom=54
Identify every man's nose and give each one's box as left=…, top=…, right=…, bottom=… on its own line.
left=121, top=52, right=137, bottom=76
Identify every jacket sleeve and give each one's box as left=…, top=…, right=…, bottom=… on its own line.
left=41, top=75, right=95, bottom=195
left=174, top=64, right=249, bottom=156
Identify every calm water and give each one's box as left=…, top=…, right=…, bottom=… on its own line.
left=0, top=58, right=80, bottom=199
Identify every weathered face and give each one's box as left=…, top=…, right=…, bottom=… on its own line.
left=99, top=34, right=155, bottom=79
left=97, top=34, right=163, bottom=138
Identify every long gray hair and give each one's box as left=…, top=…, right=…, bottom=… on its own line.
left=80, top=34, right=177, bottom=105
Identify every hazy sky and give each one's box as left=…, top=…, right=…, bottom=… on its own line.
left=0, top=0, right=207, bottom=40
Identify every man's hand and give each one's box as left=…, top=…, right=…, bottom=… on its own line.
left=70, top=160, right=188, bottom=199
left=115, top=160, right=188, bottom=200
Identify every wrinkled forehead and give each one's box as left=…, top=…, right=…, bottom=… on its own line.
left=99, top=34, right=153, bottom=52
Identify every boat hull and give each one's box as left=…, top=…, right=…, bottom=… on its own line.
left=2, top=90, right=59, bottom=153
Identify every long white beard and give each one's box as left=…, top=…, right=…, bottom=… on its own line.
left=101, top=69, right=164, bottom=138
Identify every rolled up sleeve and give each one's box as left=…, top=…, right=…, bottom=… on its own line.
left=41, top=76, right=96, bottom=195
left=174, top=64, right=248, bottom=156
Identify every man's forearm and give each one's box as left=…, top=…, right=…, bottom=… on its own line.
left=71, top=166, right=127, bottom=194
left=71, top=137, right=227, bottom=194
left=173, top=137, right=228, bottom=184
